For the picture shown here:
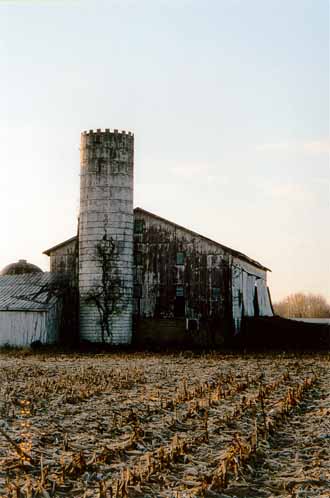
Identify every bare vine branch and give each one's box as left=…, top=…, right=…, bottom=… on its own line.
left=86, top=230, right=125, bottom=343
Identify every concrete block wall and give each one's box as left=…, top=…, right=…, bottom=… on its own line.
left=79, top=129, right=134, bottom=344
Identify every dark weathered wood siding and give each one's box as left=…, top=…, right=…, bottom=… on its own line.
left=133, top=209, right=232, bottom=344
left=48, top=239, right=77, bottom=274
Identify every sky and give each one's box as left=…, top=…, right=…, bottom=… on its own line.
left=0, top=0, right=329, bottom=303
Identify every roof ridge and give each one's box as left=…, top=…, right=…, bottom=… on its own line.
left=134, top=207, right=271, bottom=272
left=43, top=208, right=270, bottom=272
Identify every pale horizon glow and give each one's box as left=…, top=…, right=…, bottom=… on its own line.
left=0, top=0, right=329, bottom=303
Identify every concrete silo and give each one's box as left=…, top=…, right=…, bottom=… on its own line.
left=79, top=129, right=134, bottom=343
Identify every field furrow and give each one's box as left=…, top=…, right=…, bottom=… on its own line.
left=0, top=353, right=328, bottom=497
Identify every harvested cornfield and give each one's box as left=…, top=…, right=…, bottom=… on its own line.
left=0, top=352, right=329, bottom=497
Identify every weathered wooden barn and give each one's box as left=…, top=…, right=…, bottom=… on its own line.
left=44, top=207, right=273, bottom=346
left=132, top=208, right=272, bottom=345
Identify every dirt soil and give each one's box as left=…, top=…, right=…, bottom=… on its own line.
left=0, top=352, right=329, bottom=497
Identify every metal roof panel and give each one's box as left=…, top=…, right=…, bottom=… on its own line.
left=0, top=273, right=69, bottom=311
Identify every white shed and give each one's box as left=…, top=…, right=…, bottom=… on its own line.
left=0, top=273, right=63, bottom=347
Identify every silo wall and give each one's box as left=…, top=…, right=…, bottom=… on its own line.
left=79, top=129, right=134, bottom=343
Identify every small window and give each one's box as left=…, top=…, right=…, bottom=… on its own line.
left=176, top=252, right=185, bottom=265
left=187, top=318, right=199, bottom=332
left=176, top=285, right=184, bottom=297
left=134, top=251, right=143, bottom=266
left=134, top=219, right=145, bottom=234
left=134, top=284, right=142, bottom=298
left=212, top=287, right=221, bottom=300
left=174, top=286, right=185, bottom=317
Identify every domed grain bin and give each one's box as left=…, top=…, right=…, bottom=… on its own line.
left=1, top=260, right=43, bottom=276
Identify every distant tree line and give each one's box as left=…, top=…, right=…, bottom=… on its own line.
left=273, top=293, right=330, bottom=318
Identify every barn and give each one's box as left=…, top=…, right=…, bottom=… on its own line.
left=1, top=128, right=273, bottom=347
left=44, top=206, right=273, bottom=346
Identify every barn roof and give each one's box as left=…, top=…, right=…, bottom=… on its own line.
left=43, top=236, right=77, bottom=256
left=43, top=207, right=271, bottom=272
left=0, top=273, right=69, bottom=312
left=135, top=208, right=271, bottom=272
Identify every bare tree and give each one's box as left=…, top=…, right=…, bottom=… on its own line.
left=86, top=231, right=124, bottom=343
left=274, top=292, right=330, bottom=318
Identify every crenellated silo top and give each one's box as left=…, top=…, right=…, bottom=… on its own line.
left=80, top=128, right=134, bottom=164
left=81, top=129, right=134, bottom=137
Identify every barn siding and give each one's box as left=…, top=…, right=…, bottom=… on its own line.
left=256, top=279, right=273, bottom=317
left=231, top=256, right=273, bottom=332
left=48, top=239, right=77, bottom=274
left=0, top=305, right=60, bottom=347
left=133, top=210, right=232, bottom=344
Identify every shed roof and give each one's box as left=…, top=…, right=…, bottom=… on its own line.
left=0, top=273, right=69, bottom=311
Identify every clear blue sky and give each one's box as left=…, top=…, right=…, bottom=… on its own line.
left=0, top=0, right=329, bottom=302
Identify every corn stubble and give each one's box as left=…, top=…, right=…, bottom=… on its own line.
left=0, top=352, right=329, bottom=497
